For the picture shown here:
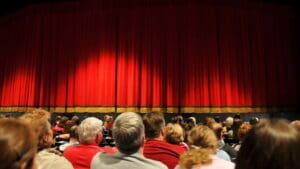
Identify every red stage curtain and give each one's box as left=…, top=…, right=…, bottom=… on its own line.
left=0, top=1, right=298, bottom=112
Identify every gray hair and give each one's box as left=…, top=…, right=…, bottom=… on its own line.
left=78, top=117, right=103, bottom=143
left=113, top=112, right=144, bottom=154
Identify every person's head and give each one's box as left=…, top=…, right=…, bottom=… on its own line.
left=77, top=117, right=103, bottom=144
left=19, top=109, right=53, bottom=150
left=165, top=123, right=184, bottom=144
left=71, top=115, right=80, bottom=125
left=0, top=119, right=37, bottom=169
left=187, top=125, right=218, bottom=152
left=204, top=117, right=215, bottom=126
left=179, top=125, right=218, bottom=169
left=24, top=109, right=51, bottom=122
left=113, top=112, right=144, bottom=154
left=187, top=117, right=196, bottom=125
left=208, top=122, right=223, bottom=140
left=237, top=122, right=252, bottom=141
left=58, top=116, right=69, bottom=128
left=69, top=125, right=79, bottom=140
left=236, top=119, right=300, bottom=169
left=249, top=117, right=259, bottom=125
left=171, top=115, right=184, bottom=124
left=291, top=120, right=300, bottom=132
left=224, top=117, right=234, bottom=128
left=143, top=112, right=165, bottom=139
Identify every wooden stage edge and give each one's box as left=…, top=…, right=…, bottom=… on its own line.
left=0, top=106, right=298, bottom=113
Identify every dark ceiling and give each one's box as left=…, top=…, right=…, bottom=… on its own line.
left=0, top=0, right=297, bottom=17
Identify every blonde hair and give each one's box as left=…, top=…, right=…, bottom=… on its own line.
left=19, top=109, right=52, bottom=150
left=179, top=125, right=218, bottom=169
left=165, top=123, right=184, bottom=144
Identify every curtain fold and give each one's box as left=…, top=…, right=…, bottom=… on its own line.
left=0, top=1, right=298, bottom=112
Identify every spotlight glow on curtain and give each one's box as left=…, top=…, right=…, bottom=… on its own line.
left=0, top=2, right=298, bottom=112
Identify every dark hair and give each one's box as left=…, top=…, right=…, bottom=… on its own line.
left=0, top=119, right=37, bottom=169
left=143, top=112, right=165, bottom=138
left=69, top=125, right=79, bottom=139
left=236, top=119, right=300, bottom=169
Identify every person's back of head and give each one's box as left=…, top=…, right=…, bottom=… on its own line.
left=179, top=125, right=218, bottom=169
left=291, top=120, right=300, bottom=132
left=69, top=125, right=79, bottom=140
left=236, top=119, right=300, bottom=169
left=71, top=115, right=80, bottom=125
left=237, top=122, right=252, bottom=141
left=22, top=108, right=51, bottom=122
left=208, top=122, right=223, bottom=140
left=143, top=112, right=165, bottom=139
left=187, top=125, right=218, bottom=152
left=224, top=117, right=234, bottom=128
left=78, top=117, right=103, bottom=144
left=19, top=109, right=53, bottom=150
left=113, top=112, right=144, bottom=154
left=165, top=123, right=184, bottom=145
left=0, top=119, right=37, bottom=169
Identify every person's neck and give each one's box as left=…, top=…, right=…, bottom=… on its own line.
left=81, top=141, right=98, bottom=145
left=147, top=135, right=164, bottom=141
left=69, top=138, right=79, bottom=144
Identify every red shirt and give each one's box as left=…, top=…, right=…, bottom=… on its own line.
left=63, top=143, right=117, bottom=169
left=143, top=139, right=187, bottom=169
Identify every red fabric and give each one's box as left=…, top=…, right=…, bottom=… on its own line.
left=63, top=143, right=116, bottom=169
left=0, top=1, right=298, bottom=109
left=53, top=124, right=64, bottom=132
left=143, top=139, right=186, bottom=169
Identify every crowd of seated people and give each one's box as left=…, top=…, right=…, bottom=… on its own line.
left=1, top=110, right=300, bottom=169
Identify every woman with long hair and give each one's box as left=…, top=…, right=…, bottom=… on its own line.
left=235, top=119, right=300, bottom=169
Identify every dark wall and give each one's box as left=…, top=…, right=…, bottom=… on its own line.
left=2, top=112, right=300, bottom=125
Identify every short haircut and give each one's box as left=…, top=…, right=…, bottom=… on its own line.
left=70, top=125, right=79, bottom=139
left=0, top=119, right=37, bottom=169
left=236, top=119, right=300, bottom=169
left=113, top=112, right=144, bottom=154
left=143, top=112, right=165, bottom=138
left=165, top=123, right=184, bottom=144
left=78, top=117, right=103, bottom=143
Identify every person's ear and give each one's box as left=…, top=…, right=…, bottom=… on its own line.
left=96, top=133, right=103, bottom=144
left=161, top=127, right=165, bottom=137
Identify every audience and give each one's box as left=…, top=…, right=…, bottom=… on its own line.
left=176, top=125, right=235, bottom=169
left=1, top=111, right=300, bottom=169
left=19, top=109, right=73, bottom=169
left=64, top=117, right=116, bottom=169
left=143, top=112, right=186, bottom=169
left=235, top=119, right=300, bottom=169
left=0, top=119, right=37, bottom=169
left=91, top=112, right=167, bottom=169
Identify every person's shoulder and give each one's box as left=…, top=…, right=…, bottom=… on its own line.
left=211, top=155, right=235, bottom=169
left=38, top=149, right=73, bottom=169
left=145, top=158, right=168, bottom=169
